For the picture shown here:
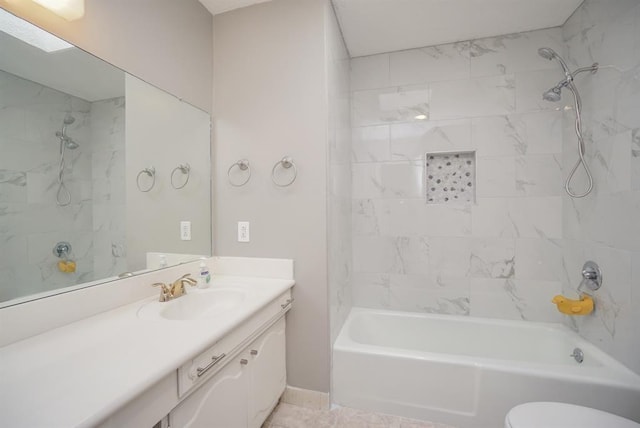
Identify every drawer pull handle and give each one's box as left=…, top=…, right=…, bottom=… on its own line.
left=281, top=298, right=294, bottom=309
left=250, top=349, right=258, bottom=356
left=240, top=359, right=248, bottom=365
left=196, top=353, right=226, bottom=378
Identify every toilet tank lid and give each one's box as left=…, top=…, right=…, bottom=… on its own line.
left=506, top=402, right=640, bottom=428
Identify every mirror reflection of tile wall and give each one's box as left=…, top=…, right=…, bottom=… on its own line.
left=0, top=70, right=125, bottom=301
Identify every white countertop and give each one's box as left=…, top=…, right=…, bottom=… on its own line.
left=0, top=275, right=294, bottom=428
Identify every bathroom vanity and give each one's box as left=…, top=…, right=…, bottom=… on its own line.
left=0, top=257, right=294, bottom=428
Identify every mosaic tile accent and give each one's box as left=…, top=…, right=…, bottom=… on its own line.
left=425, top=151, right=475, bottom=204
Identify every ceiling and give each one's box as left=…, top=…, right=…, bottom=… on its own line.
left=199, top=0, right=583, bottom=57
left=0, top=23, right=124, bottom=102
left=198, top=0, right=273, bottom=15
left=333, top=0, right=584, bottom=57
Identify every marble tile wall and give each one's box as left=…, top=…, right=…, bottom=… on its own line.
left=351, top=28, right=565, bottom=323
left=561, top=0, right=640, bottom=374
left=0, top=70, right=126, bottom=303
left=327, top=3, right=353, bottom=346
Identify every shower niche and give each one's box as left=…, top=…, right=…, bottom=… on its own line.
left=425, top=151, right=476, bottom=205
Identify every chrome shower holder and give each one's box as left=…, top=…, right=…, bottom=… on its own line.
left=538, top=47, right=599, bottom=198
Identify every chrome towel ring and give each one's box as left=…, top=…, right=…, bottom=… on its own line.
left=228, top=159, right=251, bottom=187
left=136, top=166, right=156, bottom=192
left=271, top=156, right=297, bottom=187
left=171, top=163, right=191, bottom=189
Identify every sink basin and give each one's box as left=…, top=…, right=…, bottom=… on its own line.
left=138, top=288, right=247, bottom=321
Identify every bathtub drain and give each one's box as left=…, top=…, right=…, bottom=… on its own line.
left=570, top=347, right=584, bottom=363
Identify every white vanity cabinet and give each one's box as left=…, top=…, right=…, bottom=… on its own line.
left=1, top=257, right=295, bottom=428
left=247, top=316, right=286, bottom=428
left=170, top=316, right=286, bottom=428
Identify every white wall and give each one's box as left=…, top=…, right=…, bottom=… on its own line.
left=561, top=0, right=640, bottom=374
left=213, top=0, right=332, bottom=392
left=350, top=28, right=565, bottom=322
left=0, top=0, right=212, bottom=113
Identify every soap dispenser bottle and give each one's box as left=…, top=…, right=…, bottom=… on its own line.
left=198, top=259, right=211, bottom=289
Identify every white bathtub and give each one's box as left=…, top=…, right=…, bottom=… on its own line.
left=332, top=308, right=640, bottom=428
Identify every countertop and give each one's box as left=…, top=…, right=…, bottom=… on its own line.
left=0, top=275, right=294, bottom=428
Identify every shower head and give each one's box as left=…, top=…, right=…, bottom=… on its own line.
left=64, top=137, right=79, bottom=150
left=538, top=46, right=571, bottom=75
left=542, top=85, right=563, bottom=102
left=56, top=131, right=80, bottom=149
left=538, top=47, right=557, bottom=60
left=63, top=115, right=75, bottom=125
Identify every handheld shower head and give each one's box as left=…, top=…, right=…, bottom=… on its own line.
left=538, top=46, right=571, bottom=76
left=536, top=46, right=599, bottom=198
left=538, top=47, right=557, bottom=60
left=63, top=115, right=75, bottom=125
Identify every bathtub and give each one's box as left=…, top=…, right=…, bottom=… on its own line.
left=332, top=308, right=640, bottom=428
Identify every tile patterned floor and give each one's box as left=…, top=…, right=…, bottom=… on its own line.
left=262, top=402, right=457, bottom=428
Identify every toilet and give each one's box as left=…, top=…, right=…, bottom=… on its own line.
left=505, top=402, right=640, bottom=428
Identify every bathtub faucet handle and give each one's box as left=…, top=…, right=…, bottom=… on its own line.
left=580, top=261, right=602, bottom=292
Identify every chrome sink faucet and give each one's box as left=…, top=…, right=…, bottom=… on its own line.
left=152, top=273, right=197, bottom=302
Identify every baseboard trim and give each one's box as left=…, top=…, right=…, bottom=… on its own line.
left=281, top=385, right=330, bottom=410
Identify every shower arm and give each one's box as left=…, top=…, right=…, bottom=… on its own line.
left=551, top=63, right=599, bottom=91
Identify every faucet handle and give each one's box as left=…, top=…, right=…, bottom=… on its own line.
left=152, top=282, right=171, bottom=302
left=169, top=273, right=197, bottom=298
left=180, top=273, right=197, bottom=286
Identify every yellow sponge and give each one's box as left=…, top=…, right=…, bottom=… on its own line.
left=57, top=260, right=77, bottom=273
left=552, top=294, right=594, bottom=315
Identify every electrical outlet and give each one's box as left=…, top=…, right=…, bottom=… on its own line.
left=180, top=221, right=191, bottom=241
left=238, top=221, right=250, bottom=242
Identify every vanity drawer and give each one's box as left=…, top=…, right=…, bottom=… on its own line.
left=178, top=290, right=292, bottom=397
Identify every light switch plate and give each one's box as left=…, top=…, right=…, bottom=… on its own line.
left=180, top=221, right=191, bottom=241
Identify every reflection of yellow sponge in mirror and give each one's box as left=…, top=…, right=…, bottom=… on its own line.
left=552, top=294, right=594, bottom=315
left=57, top=261, right=76, bottom=273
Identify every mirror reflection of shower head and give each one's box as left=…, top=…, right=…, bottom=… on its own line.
left=57, top=115, right=79, bottom=149
left=55, top=131, right=79, bottom=149
left=64, top=137, right=79, bottom=150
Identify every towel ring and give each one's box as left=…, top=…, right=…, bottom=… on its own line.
left=271, top=156, right=297, bottom=187
left=136, top=166, right=156, bottom=192
left=171, top=163, right=191, bottom=189
left=227, top=159, right=251, bottom=187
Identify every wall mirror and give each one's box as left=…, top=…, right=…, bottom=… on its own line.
left=0, top=9, right=212, bottom=307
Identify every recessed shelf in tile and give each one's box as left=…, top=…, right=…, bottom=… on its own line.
left=425, top=151, right=475, bottom=204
